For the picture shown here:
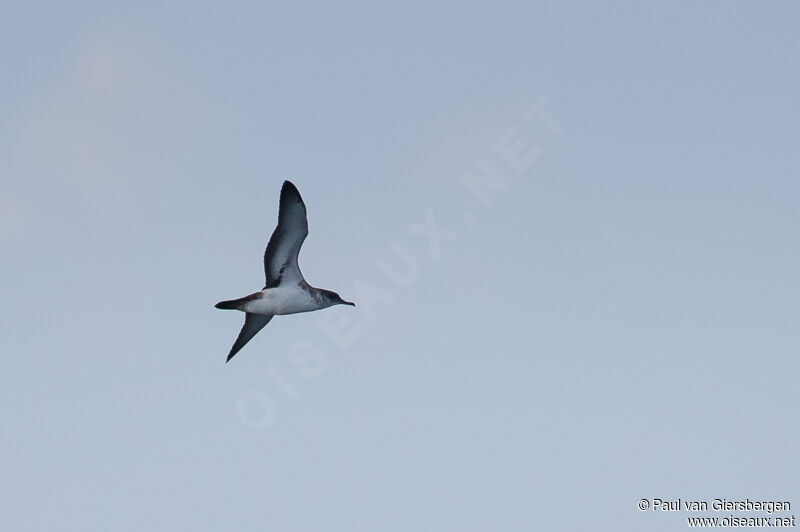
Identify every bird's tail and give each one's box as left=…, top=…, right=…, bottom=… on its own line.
left=215, top=299, right=241, bottom=310
left=215, top=291, right=263, bottom=311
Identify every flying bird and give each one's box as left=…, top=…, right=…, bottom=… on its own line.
left=216, top=181, right=355, bottom=362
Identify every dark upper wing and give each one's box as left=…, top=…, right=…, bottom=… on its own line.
left=226, top=313, right=274, bottom=362
left=263, top=181, right=309, bottom=288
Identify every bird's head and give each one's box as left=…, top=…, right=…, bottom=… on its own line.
left=323, top=290, right=355, bottom=307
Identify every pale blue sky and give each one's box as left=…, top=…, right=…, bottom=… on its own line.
left=2, top=2, right=799, bottom=531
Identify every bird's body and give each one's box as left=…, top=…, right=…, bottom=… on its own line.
left=215, top=181, right=354, bottom=362
left=220, top=283, right=338, bottom=316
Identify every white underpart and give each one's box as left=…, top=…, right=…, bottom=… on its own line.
left=243, top=285, right=326, bottom=315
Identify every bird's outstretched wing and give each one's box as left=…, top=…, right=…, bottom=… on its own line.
left=263, top=180, right=309, bottom=288
left=226, top=313, right=274, bottom=362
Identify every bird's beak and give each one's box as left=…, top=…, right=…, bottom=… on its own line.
left=342, top=300, right=355, bottom=307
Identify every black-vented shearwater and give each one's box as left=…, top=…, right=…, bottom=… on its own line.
left=215, top=181, right=354, bottom=362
